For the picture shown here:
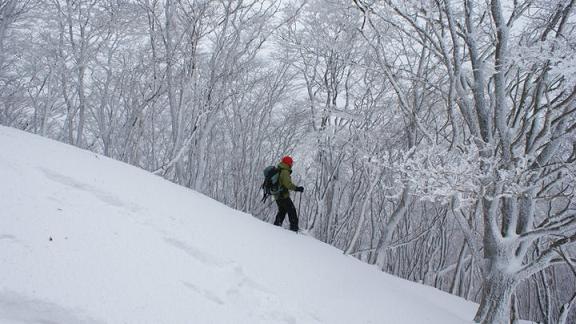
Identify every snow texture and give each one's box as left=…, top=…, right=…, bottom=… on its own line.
left=0, top=126, right=480, bottom=323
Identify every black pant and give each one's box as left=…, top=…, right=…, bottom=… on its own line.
left=274, top=197, right=298, bottom=232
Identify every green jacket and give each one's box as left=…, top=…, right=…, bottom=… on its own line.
left=276, top=162, right=297, bottom=199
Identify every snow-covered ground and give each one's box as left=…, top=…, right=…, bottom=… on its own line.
left=0, top=126, right=479, bottom=323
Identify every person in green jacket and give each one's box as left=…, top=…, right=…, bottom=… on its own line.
left=273, top=156, right=304, bottom=232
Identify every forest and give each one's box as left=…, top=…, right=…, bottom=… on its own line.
left=1, top=0, right=575, bottom=323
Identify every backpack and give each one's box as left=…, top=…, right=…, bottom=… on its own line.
left=261, top=165, right=282, bottom=202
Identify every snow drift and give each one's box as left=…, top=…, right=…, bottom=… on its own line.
left=0, top=126, right=479, bottom=323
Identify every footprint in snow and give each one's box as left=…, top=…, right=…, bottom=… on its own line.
left=0, top=291, right=103, bottom=324
left=163, top=237, right=227, bottom=267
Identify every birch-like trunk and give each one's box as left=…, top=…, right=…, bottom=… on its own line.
left=373, top=186, right=411, bottom=268
left=345, top=167, right=383, bottom=254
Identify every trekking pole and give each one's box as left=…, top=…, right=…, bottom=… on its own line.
left=298, top=191, right=302, bottom=219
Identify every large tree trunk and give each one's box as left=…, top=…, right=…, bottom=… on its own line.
left=475, top=190, right=519, bottom=324
left=475, top=270, right=516, bottom=324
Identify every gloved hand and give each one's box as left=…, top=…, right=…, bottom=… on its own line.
left=295, top=186, right=304, bottom=192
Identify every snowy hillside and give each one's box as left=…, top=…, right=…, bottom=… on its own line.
left=0, top=126, right=479, bottom=324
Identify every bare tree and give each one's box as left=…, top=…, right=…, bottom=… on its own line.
left=2, top=0, right=575, bottom=323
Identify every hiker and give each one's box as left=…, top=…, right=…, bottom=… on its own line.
left=273, top=156, right=304, bottom=232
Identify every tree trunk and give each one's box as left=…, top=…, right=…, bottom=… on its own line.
left=76, top=64, right=86, bottom=147
left=372, top=186, right=410, bottom=268
left=450, top=243, right=468, bottom=295
left=474, top=271, right=516, bottom=324
left=345, top=168, right=382, bottom=254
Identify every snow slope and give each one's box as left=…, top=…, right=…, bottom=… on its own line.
left=0, top=126, right=478, bottom=324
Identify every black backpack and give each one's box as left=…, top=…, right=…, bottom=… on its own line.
left=261, top=166, right=282, bottom=202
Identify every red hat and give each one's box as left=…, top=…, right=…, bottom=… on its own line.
left=281, top=156, right=293, bottom=166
